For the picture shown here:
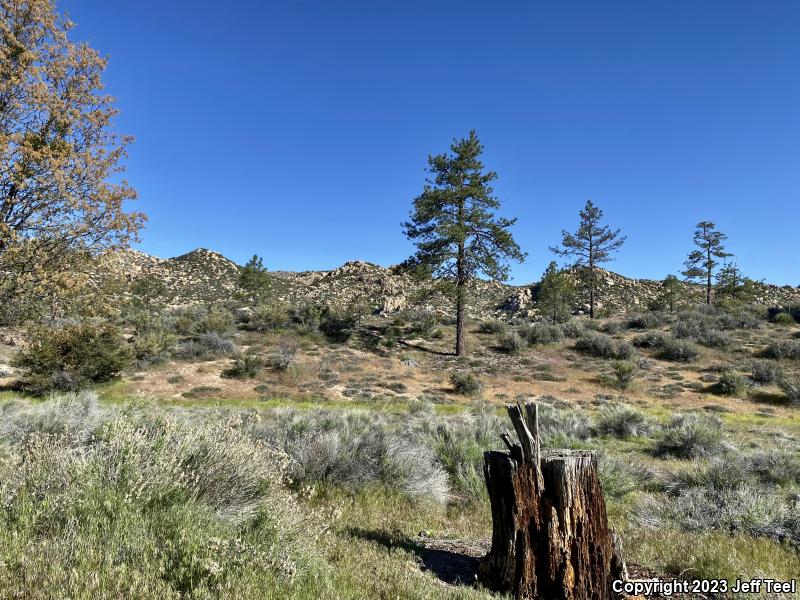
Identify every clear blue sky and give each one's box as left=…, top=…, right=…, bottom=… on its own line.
left=62, top=0, right=799, bottom=285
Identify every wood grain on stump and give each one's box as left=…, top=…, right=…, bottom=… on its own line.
left=479, top=402, right=626, bottom=600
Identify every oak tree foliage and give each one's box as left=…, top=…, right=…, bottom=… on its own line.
left=0, top=0, right=145, bottom=323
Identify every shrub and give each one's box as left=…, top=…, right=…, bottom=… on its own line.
left=595, top=403, right=651, bottom=438
left=778, top=375, right=800, bottom=404
left=269, top=339, right=298, bottom=371
left=635, top=485, right=800, bottom=548
left=499, top=331, right=527, bottom=354
left=695, top=329, right=732, bottom=349
left=406, top=310, right=438, bottom=337
left=598, top=455, right=657, bottom=497
left=764, top=340, right=800, bottom=360
left=197, top=305, right=236, bottom=335
left=520, top=323, right=565, bottom=345
left=609, top=360, right=638, bottom=389
left=450, top=371, right=482, bottom=396
left=222, top=353, right=265, bottom=379
left=131, top=318, right=177, bottom=366
left=716, top=370, right=749, bottom=396
left=478, top=320, right=507, bottom=335
left=319, top=306, right=361, bottom=342
left=290, top=301, right=323, bottom=333
left=250, top=409, right=449, bottom=503
left=248, top=302, right=289, bottom=331
left=627, top=312, right=664, bottom=330
left=633, top=331, right=669, bottom=349
left=602, top=321, right=624, bottom=334
left=175, top=331, right=237, bottom=360
left=561, top=320, right=584, bottom=338
left=750, top=360, right=780, bottom=385
left=575, top=331, right=633, bottom=360
left=653, top=413, right=727, bottom=459
left=13, top=324, right=132, bottom=394
left=656, top=337, right=700, bottom=362
left=773, top=312, right=796, bottom=325
left=537, top=404, right=592, bottom=446
left=0, top=401, right=320, bottom=596
left=746, top=449, right=800, bottom=485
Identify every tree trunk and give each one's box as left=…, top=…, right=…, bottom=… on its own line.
left=706, top=248, right=712, bottom=305
left=480, top=402, right=626, bottom=599
left=455, top=239, right=466, bottom=357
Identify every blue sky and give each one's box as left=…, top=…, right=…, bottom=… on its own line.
left=62, top=0, right=799, bottom=285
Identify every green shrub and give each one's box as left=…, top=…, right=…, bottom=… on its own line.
left=610, top=360, right=637, bottom=389
left=575, top=331, right=634, bottom=360
left=13, top=324, right=132, bottom=394
left=772, top=312, right=796, bottom=325
left=764, top=340, right=800, bottom=360
left=595, top=403, right=651, bottom=437
left=695, top=329, right=732, bottom=349
left=0, top=401, right=320, bottom=597
left=716, top=370, right=748, bottom=396
left=601, top=321, right=624, bottom=334
left=248, top=302, right=289, bottom=331
left=598, top=455, right=656, bottom=497
left=319, top=306, right=361, bottom=342
left=561, top=320, right=584, bottom=338
left=656, top=337, right=700, bottom=362
left=633, top=331, right=669, bottom=348
left=222, top=353, right=265, bottom=379
left=498, top=331, right=527, bottom=355
left=627, top=312, right=664, bottom=330
left=520, top=323, right=565, bottom=345
left=198, top=305, right=236, bottom=335
left=174, top=332, right=237, bottom=361
left=131, top=318, right=177, bottom=366
left=778, top=375, right=800, bottom=404
left=750, top=360, right=780, bottom=385
left=406, top=310, right=438, bottom=337
left=478, top=320, right=507, bottom=334
left=450, top=371, right=482, bottom=396
left=653, top=414, right=727, bottom=458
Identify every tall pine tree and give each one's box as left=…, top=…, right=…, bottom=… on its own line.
left=550, top=200, right=625, bottom=319
left=682, top=221, right=731, bottom=305
left=403, top=131, right=524, bottom=357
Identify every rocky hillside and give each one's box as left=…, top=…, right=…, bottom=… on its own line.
left=108, top=248, right=800, bottom=319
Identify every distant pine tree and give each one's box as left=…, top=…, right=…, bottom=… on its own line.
left=715, top=262, right=758, bottom=306
left=239, top=255, right=272, bottom=303
left=550, top=200, right=625, bottom=319
left=656, top=274, right=685, bottom=313
left=403, top=131, right=524, bottom=357
left=681, top=221, right=731, bottom=305
left=537, top=261, right=576, bottom=323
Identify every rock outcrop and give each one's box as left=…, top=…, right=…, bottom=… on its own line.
left=102, top=248, right=800, bottom=320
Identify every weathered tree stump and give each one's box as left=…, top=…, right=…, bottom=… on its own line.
left=479, top=402, right=626, bottom=600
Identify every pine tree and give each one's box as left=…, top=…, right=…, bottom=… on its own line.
left=550, top=200, right=625, bottom=319
left=681, top=221, right=731, bottom=305
left=403, top=131, right=524, bottom=357
left=239, top=255, right=271, bottom=303
left=715, top=262, right=758, bottom=306
left=537, top=261, right=576, bottom=323
left=657, top=274, right=684, bottom=313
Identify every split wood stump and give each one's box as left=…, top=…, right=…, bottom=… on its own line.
left=479, top=401, right=627, bottom=600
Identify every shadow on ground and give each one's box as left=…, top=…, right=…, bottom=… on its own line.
left=346, top=527, right=486, bottom=586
